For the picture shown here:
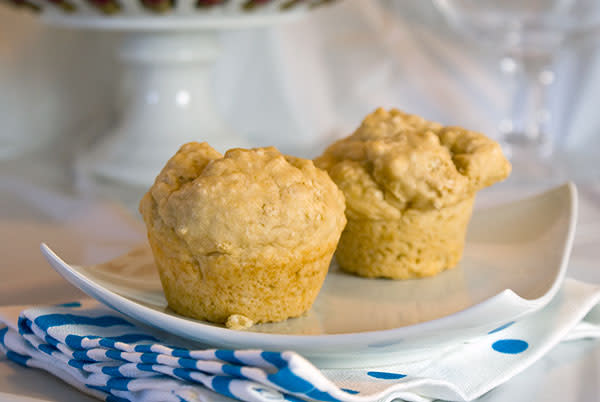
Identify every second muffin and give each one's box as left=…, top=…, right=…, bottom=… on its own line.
left=140, top=143, right=346, bottom=327
left=315, top=108, right=511, bottom=279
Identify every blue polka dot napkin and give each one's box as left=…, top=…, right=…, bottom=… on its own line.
left=1, top=278, right=600, bottom=402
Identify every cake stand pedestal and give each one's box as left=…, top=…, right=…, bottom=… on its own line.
left=76, top=31, right=243, bottom=188
left=11, top=0, right=332, bottom=192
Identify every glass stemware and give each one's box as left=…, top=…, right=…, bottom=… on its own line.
left=433, top=0, right=600, bottom=181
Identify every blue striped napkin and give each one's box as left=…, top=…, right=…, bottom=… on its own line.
left=1, top=278, right=600, bottom=402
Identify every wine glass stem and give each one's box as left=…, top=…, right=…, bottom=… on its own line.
left=499, top=50, right=556, bottom=159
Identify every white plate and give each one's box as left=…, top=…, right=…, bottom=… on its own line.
left=41, top=183, right=577, bottom=368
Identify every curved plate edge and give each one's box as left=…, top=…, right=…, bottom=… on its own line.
left=38, top=182, right=578, bottom=355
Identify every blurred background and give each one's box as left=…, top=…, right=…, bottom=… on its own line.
left=2, top=0, right=600, bottom=210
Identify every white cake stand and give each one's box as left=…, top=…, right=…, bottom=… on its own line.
left=7, top=0, right=333, bottom=189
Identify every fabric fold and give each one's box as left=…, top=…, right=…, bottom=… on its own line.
left=1, top=278, right=599, bottom=402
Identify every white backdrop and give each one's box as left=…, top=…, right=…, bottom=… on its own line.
left=1, top=0, right=599, bottom=161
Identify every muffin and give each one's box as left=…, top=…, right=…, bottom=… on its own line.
left=139, top=142, right=346, bottom=327
left=315, top=108, right=511, bottom=279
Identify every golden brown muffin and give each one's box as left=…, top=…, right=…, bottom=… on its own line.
left=139, top=142, right=346, bottom=327
left=315, top=108, right=511, bottom=279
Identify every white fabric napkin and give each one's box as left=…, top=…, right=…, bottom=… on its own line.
left=1, top=278, right=599, bottom=402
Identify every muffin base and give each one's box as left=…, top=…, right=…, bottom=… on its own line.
left=145, top=227, right=336, bottom=325
left=336, top=197, right=475, bottom=279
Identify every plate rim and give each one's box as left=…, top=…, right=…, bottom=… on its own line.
left=40, top=182, right=578, bottom=349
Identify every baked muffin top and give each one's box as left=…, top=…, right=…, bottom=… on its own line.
left=141, top=142, right=346, bottom=263
left=315, top=108, right=511, bottom=220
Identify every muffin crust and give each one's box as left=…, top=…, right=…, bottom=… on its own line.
left=315, top=108, right=510, bottom=279
left=140, top=142, right=346, bottom=325
left=316, top=108, right=511, bottom=219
